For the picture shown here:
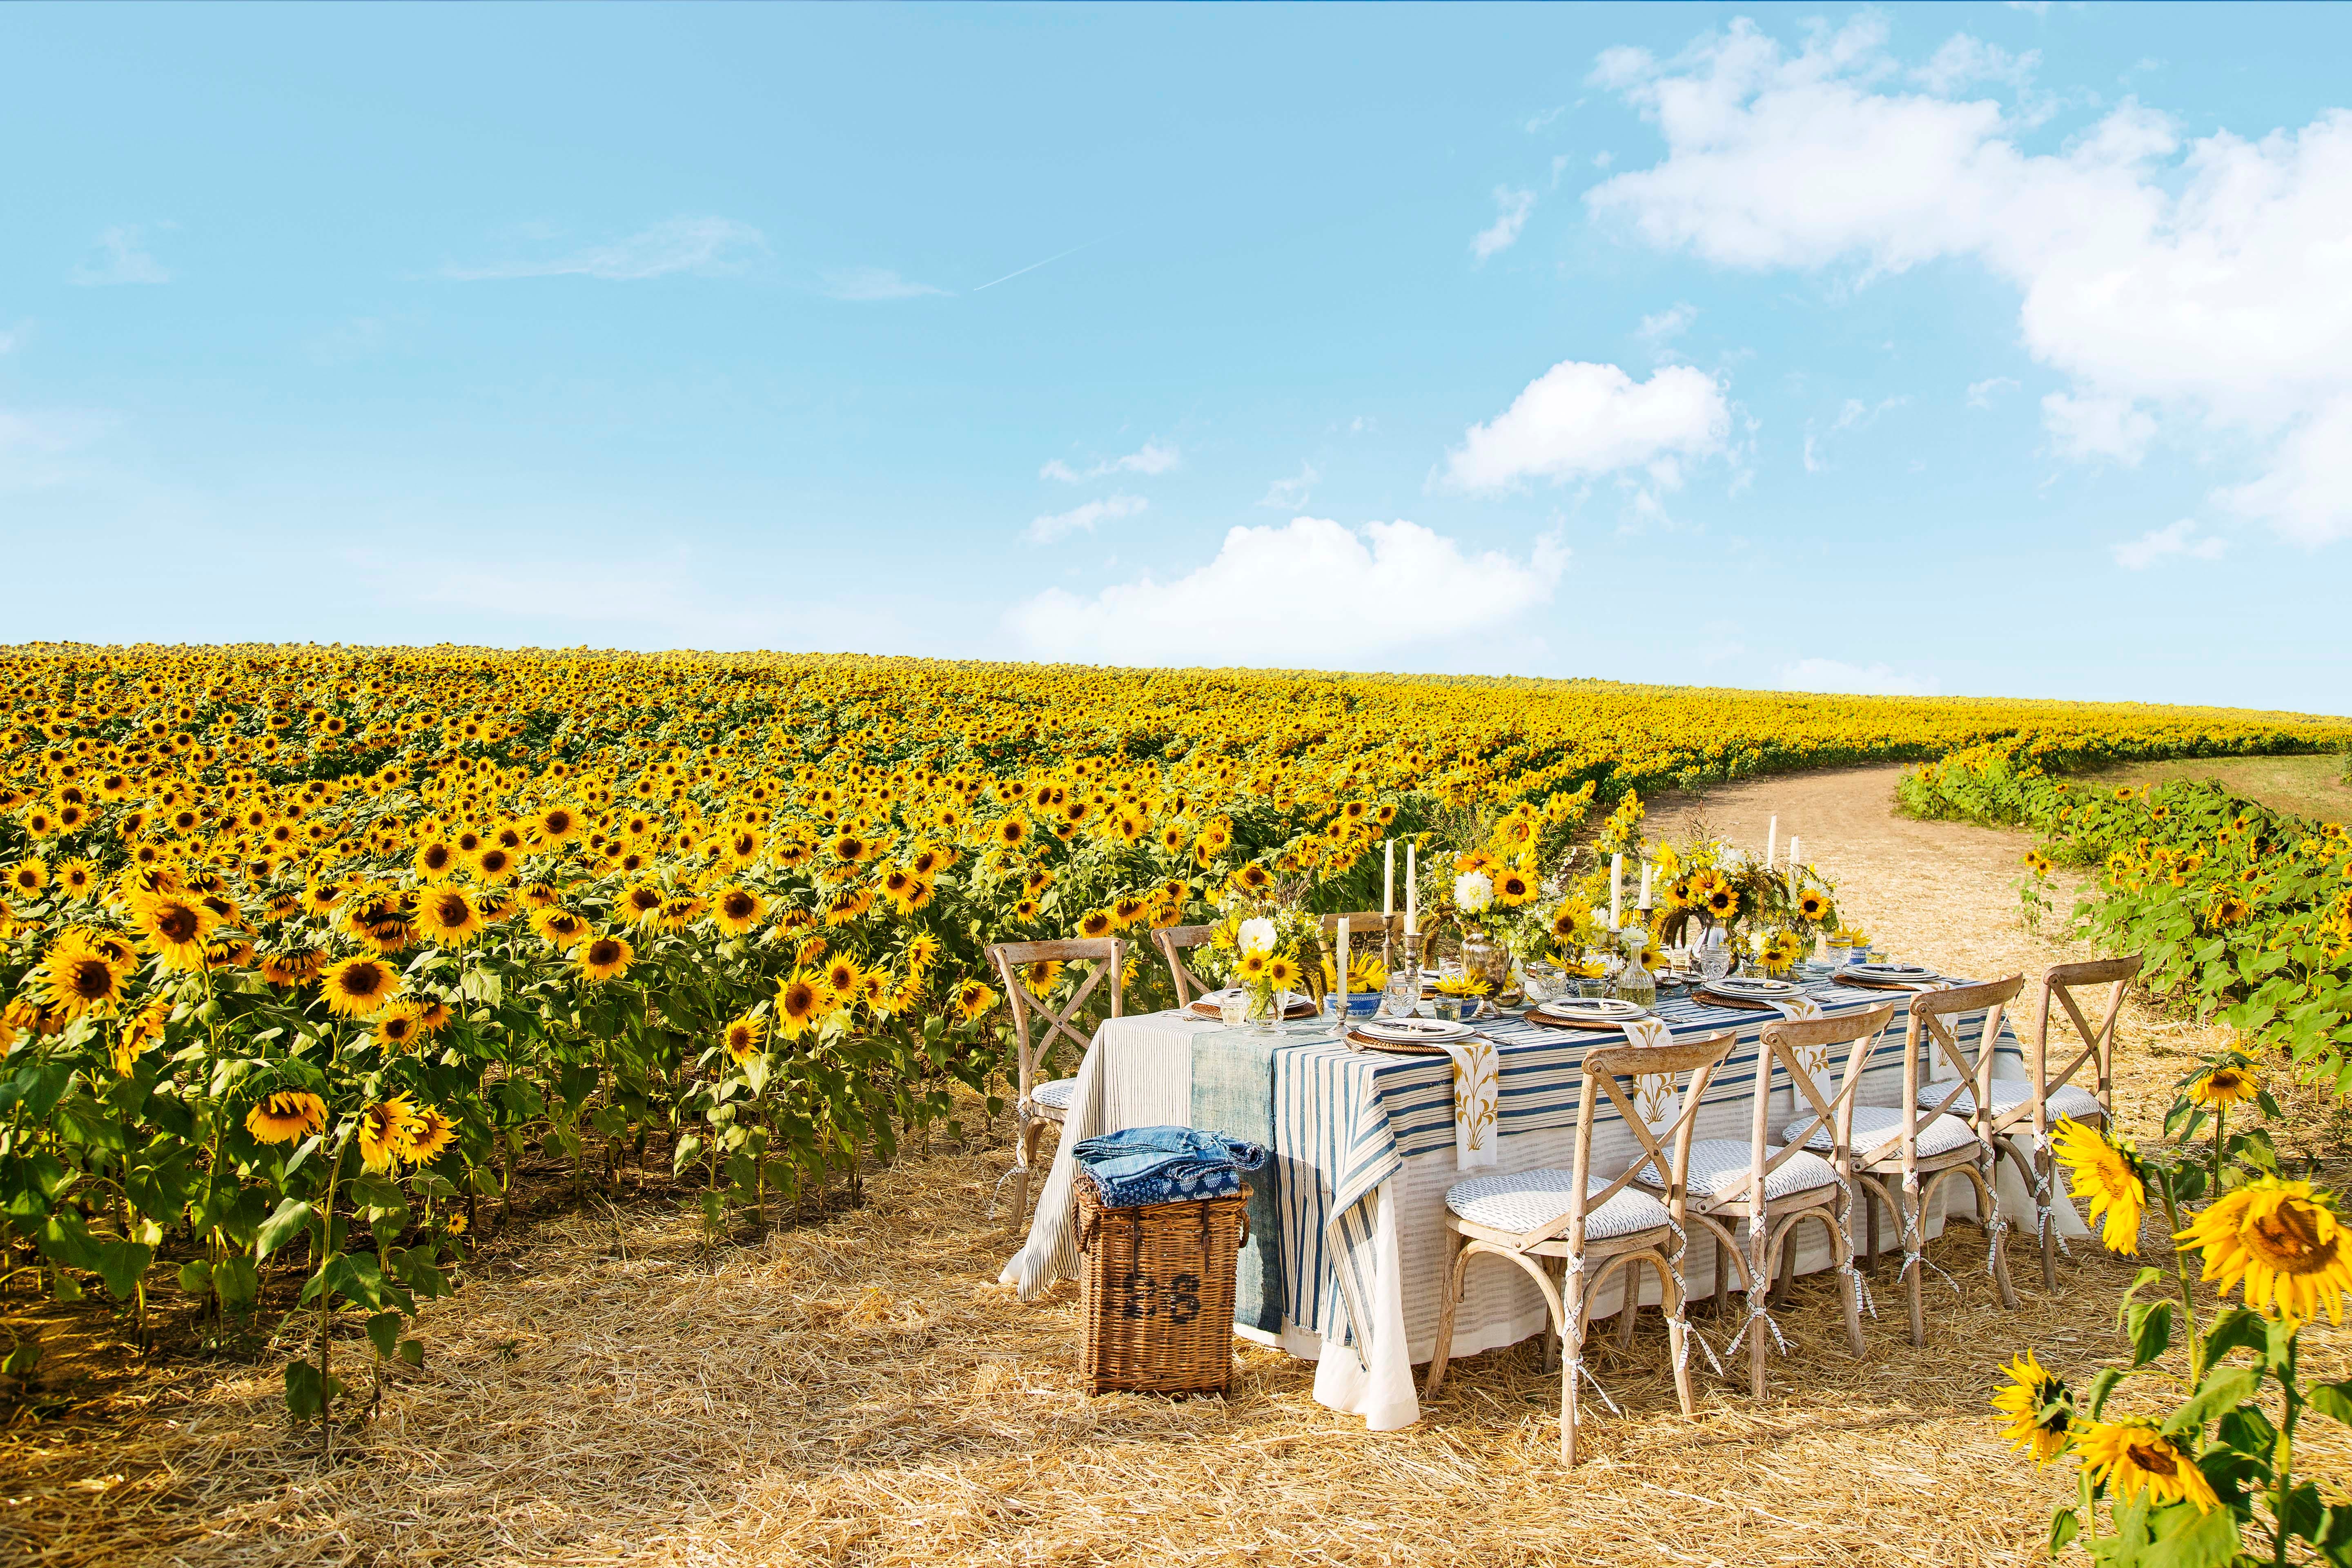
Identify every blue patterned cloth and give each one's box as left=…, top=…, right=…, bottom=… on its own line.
left=1074, top=1125, right=1268, bottom=1209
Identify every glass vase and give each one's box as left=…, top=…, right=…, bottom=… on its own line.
left=1459, top=926, right=1510, bottom=1002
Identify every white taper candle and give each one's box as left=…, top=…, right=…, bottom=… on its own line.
left=1610, top=851, right=1623, bottom=931
left=1405, top=841, right=1417, bottom=936
left=1336, top=917, right=1350, bottom=1005
left=1383, top=840, right=1394, bottom=919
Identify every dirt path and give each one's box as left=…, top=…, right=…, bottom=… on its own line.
left=1640, top=764, right=2228, bottom=1134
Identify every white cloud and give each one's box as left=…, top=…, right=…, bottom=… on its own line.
left=1636, top=301, right=1697, bottom=349
left=1006, top=517, right=1569, bottom=667
left=1584, top=16, right=2352, bottom=542
left=1259, top=463, right=1319, bottom=510
left=2042, top=390, right=2157, bottom=465
left=1912, top=34, right=2040, bottom=97
left=69, top=226, right=170, bottom=286
left=1967, top=376, right=2021, bottom=408
left=1550, top=154, right=1572, bottom=188
left=821, top=267, right=948, bottom=301
left=1471, top=187, right=1537, bottom=261
left=2112, top=518, right=2227, bottom=569
left=1524, top=106, right=1566, bottom=133
left=443, top=217, right=767, bottom=281
left=1442, top=360, right=1729, bottom=492
left=1592, top=151, right=1615, bottom=169
left=1777, top=657, right=1938, bottom=696
left=1025, top=492, right=1146, bottom=546
left=1041, top=440, right=1180, bottom=483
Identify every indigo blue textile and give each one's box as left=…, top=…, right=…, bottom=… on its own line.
left=1074, top=1125, right=1267, bottom=1209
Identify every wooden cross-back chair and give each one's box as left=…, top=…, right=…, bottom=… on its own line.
left=987, top=937, right=1125, bottom=1232
left=1913, top=956, right=2140, bottom=1285
left=1424, top=1030, right=1736, bottom=1464
left=1638, top=1003, right=1894, bottom=1398
left=1152, top=924, right=1216, bottom=1008
left=1793, top=976, right=2023, bottom=1345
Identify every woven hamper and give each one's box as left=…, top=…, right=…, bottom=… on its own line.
left=1075, top=1181, right=1250, bottom=1396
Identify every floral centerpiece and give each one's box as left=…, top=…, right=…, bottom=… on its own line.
left=1199, top=880, right=1317, bottom=1023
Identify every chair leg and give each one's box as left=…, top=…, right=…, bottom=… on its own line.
left=1615, top=1262, right=1639, bottom=1350
left=1775, top=1230, right=1797, bottom=1296
left=1748, top=1225, right=1768, bottom=1402
left=1663, top=1257, right=1695, bottom=1417
left=1559, top=1263, right=1587, bottom=1465
left=1982, top=1168, right=2019, bottom=1310
left=1005, top=1119, right=1045, bottom=1234
left=1712, top=1233, right=1731, bottom=1318
left=1826, top=1213, right=1864, bottom=1359
left=1897, top=1187, right=1925, bottom=1348
left=2037, top=1142, right=2060, bottom=1292
left=1423, top=1234, right=1469, bottom=1398
left=1865, top=1188, right=1881, bottom=1274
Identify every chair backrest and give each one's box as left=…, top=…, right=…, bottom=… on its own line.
left=1903, top=975, right=2025, bottom=1144
left=1152, top=924, right=1215, bottom=1007
left=1535, top=1032, right=1735, bottom=1249
left=1759, top=1003, right=1898, bottom=1189
left=2023, top=955, right=2140, bottom=1127
left=987, top=938, right=1125, bottom=1102
left=1318, top=911, right=1396, bottom=987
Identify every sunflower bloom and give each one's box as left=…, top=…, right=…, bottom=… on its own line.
left=2175, top=1178, right=2351, bottom=1328
left=38, top=935, right=126, bottom=1020
left=2185, top=1061, right=2262, bottom=1110
left=954, top=978, right=998, bottom=1022
left=246, top=1090, right=329, bottom=1145
left=2051, top=1117, right=2146, bottom=1254
left=722, top=1013, right=766, bottom=1065
left=358, top=1096, right=423, bottom=1171
left=1989, top=1350, right=2071, bottom=1465
left=579, top=933, right=634, bottom=983
left=321, top=955, right=400, bottom=1019
left=402, top=1103, right=457, bottom=1165
left=777, top=970, right=825, bottom=1035
left=2074, top=1420, right=2218, bottom=1513
left=415, top=886, right=485, bottom=949
left=131, top=893, right=216, bottom=972
left=712, top=886, right=765, bottom=936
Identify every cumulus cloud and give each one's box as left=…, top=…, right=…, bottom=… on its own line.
left=1442, top=360, right=1730, bottom=492
left=1258, top=463, right=1319, bottom=510
left=1025, top=492, right=1146, bottom=546
left=1007, top=517, right=1568, bottom=667
left=1040, top=440, right=1180, bottom=483
left=443, top=217, right=767, bottom=281
left=1472, top=187, right=1537, bottom=261
left=1967, top=376, right=2021, bottom=408
left=1584, top=15, right=2352, bottom=543
left=2112, top=519, right=2227, bottom=569
left=69, top=225, right=170, bottom=286
left=1777, top=657, right=1938, bottom=696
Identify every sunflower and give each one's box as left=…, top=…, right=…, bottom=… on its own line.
left=131, top=893, right=216, bottom=971
left=473, top=845, right=518, bottom=882
left=1989, top=1350, right=2072, bottom=1464
left=2185, top=1060, right=2262, bottom=1109
left=712, top=885, right=765, bottom=935
left=1492, top=868, right=1534, bottom=906
left=39, top=937, right=125, bottom=1020
left=56, top=858, right=99, bottom=899
left=2073, top=1420, right=2218, bottom=1513
left=1237, top=951, right=1269, bottom=983
left=656, top=895, right=706, bottom=933
left=403, top=1104, right=457, bottom=1164
left=2175, top=1178, right=2351, bottom=1328
left=373, top=1005, right=423, bottom=1053
left=413, top=840, right=460, bottom=881
left=322, top=955, right=400, bottom=1018
left=532, top=906, right=590, bottom=949
left=904, top=931, right=941, bottom=971
left=413, top=998, right=451, bottom=1036
left=532, top=804, right=580, bottom=843
left=822, top=953, right=864, bottom=1001
left=722, top=1013, right=766, bottom=1065
left=245, top=1089, right=329, bottom=1145
left=518, top=880, right=560, bottom=910
left=775, top=971, right=825, bottom=1035
left=1264, top=953, right=1300, bottom=989
left=1703, top=882, right=1739, bottom=918
left=2051, top=1118, right=2146, bottom=1254
left=8, top=859, right=51, bottom=895
left=1022, top=958, right=1063, bottom=996
left=579, top=933, right=634, bottom=983
left=415, top=887, right=485, bottom=949
left=954, top=978, right=998, bottom=1022
left=1077, top=909, right=1115, bottom=940
left=824, top=886, right=874, bottom=927
left=2207, top=893, right=2250, bottom=927
left=358, top=1096, right=423, bottom=1171
left=621, top=884, right=666, bottom=924
left=1796, top=888, right=1831, bottom=922
left=259, top=947, right=327, bottom=988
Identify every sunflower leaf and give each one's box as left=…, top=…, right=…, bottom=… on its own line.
left=254, top=1196, right=314, bottom=1259
left=2309, top=1380, right=2352, bottom=1427
left=2126, top=1299, right=2174, bottom=1367
left=2047, top=1506, right=2079, bottom=1558
left=2165, top=1365, right=2258, bottom=1435
left=2087, top=1366, right=2127, bottom=1419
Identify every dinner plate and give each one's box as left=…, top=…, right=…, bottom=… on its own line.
left=1846, top=962, right=1934, bottom=981
left=1705, top=975, right=1802, bottom=998
left=1188, top=988, right=1318, bottom=1020
left=1532, top=996, right=1650, bottom=1024
left=1355, top=1016, right=1474, bottom=1045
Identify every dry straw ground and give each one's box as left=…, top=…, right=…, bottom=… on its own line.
left=9, top=765, right=2349, bottom=1567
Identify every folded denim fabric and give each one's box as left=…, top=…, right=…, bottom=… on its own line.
left=1074, top=1125, right=1267, bottom=1209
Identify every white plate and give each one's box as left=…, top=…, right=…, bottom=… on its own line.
left=1189, top=988, right=1315, bottom=1017
left=1533, top=997, right=1649, bottom=1022
left=1708, top=975, right=1801, bottom=998
left=1357, top=1016, right=1474, bottom=1044
left=1847, top=962, right=1933, bottom=980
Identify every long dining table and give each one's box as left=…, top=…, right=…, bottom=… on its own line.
left=1001, top=972, right=2088, bottom=1430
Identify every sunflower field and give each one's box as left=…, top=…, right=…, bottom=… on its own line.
left=2, top=643, right=2346, bottom=1429
left=1902, top=739, right=2352, bottom=1088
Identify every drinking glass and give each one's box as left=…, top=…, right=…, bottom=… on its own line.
left=1381, top=971, right=1421, bottom=1019
left=1218, top=991, right=1247, bottom=1026
left=1697, top=944, right=1733, bottom=983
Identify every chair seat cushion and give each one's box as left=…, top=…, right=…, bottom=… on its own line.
left=1635, top=1139, right=1841, bottom=1201
left=1030, top=1078, right=1078, bottom=1112
left=1917, top=1078, right=2104, bottom=1121
left=1784, top=1105, right=1977, bottom=1159
left=1444, top=1168, right=1670, bottom=1240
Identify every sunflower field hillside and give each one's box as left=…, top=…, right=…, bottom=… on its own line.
left=2, top=641, right=2347, bottom=1428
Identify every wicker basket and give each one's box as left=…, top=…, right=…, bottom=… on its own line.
left=1075, top=1181, right=1250, bottom=1396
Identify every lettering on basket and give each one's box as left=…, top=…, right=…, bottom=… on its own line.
left=1119, top=1269, right=1203, bottom=1324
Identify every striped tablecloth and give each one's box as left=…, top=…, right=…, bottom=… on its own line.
left=1002, top=975, right=2078, bottom=1428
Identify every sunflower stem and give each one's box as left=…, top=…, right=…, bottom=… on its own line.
left=2272, top=1332, right=2297, bottom=1568
left=2154, top=1171, right=2205, bottom=1387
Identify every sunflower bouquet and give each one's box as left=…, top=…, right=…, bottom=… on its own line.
left=1996, top=1083, right=2352, bottom=1561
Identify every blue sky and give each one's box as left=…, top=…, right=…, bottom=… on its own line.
left=5, top=2, right=2350, bottom=711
